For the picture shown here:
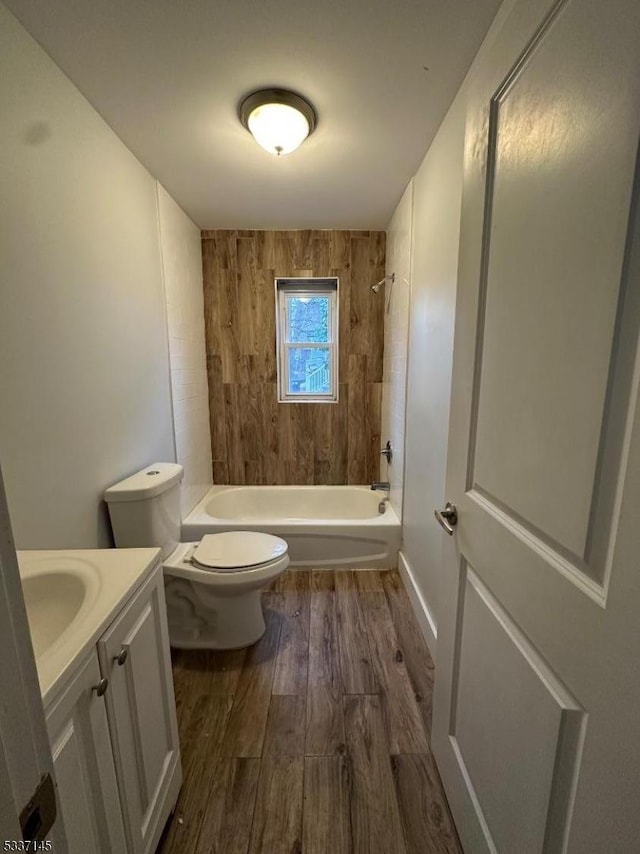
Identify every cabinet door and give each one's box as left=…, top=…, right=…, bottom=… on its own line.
left=98, top=568, right=181, bottom=854
left=46, top=650, right=127, bottom=854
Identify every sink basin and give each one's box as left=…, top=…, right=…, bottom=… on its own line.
left=22, top=572, right=87, bottom=658
left=18, top=553, right=102, bottom=673
left=17, top=548, right=160, bottom=703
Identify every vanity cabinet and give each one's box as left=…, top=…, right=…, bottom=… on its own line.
left=98, top=568, right=181, bottom=854
left=45, top=563, right=181, bottom=854
left=46, top=650, right=128, bottom=854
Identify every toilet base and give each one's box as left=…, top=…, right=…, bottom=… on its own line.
left=164, top=576, right=268, bottom=649
left=168, top=620, right=265, bottom=650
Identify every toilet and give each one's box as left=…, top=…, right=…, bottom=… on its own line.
left=104, top=463, right=289, bottom=649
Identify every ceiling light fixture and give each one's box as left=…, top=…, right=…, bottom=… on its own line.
left=239, top=88, right=317, bottom=156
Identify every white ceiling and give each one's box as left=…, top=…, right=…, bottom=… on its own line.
left=5, top=0, right=501, bottom=229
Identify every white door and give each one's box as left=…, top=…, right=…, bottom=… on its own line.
left=0, top=466, right=68, bottom=848
left=98, top=570, right=180, bottom=854
left=46, top=650, right=127, bottom=854
left=431, top=0, right=640, bottom=852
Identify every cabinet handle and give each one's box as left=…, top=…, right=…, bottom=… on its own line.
left=92, top=678, right=109, bottom=697
left=114, top=648, right=128, bottom=666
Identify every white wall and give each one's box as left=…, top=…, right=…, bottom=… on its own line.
left=401, top=91, right=467, bottom=656
left=157, top=185, right=212, bottom=516
left=381, top=182, right=413, bottom=517
left=0, top=5, right=176, bottom=548
left=398, top=0, right=515, bottom=657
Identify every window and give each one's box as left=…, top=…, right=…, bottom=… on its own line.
left=275, top=278, right=339, bottom=402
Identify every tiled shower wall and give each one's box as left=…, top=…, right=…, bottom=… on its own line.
left=157, top=185, right=213, bottom=514
left=381, top=183, right=413, bottom=518
left=201, top=230, right=385, bottom=485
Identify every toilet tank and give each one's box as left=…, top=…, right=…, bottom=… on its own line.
left=104, top=463, right=183, bottom=560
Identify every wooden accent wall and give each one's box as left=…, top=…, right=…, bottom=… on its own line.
left=201, top=230, right=385, bottom=485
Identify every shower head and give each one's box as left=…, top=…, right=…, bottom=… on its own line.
left=370, top=273, right=395, bottom=294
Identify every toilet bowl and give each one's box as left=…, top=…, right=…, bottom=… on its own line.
left=162, top=533, right=288, bottom=649
left=104, top=464, right=289, bottom=650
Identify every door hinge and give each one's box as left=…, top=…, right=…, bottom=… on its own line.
left=20, top=772, right=57, bottom=841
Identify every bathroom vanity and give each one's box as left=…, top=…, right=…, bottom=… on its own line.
left=18, top=548, right=181, bottom=854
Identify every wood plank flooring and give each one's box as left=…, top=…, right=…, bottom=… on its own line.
left=157, top=570, right=461, bottom=854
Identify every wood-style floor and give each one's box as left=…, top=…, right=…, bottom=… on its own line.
left=157, top=570, right=461, bottom=854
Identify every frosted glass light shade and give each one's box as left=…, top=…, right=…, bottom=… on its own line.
left=248, top=103, right=310, bottom=155
left=239, top=89, right=317, bottom=156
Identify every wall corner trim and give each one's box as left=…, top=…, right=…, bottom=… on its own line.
left=398, top=550, right=438, bottom=661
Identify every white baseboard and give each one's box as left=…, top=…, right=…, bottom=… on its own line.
left=397, top=550, right=438, bottom=662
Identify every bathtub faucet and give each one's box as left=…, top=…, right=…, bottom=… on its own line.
left=371, top=481, right=390, bottom=492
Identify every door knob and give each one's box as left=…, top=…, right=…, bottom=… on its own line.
left=114, top=648, right=128, bottom=666
left=434, top=502, right=458, bottom=535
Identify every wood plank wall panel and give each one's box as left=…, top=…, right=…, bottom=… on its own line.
left=201, top=230, right=385, bottom=484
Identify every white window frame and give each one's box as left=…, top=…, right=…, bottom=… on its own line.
left=275, top=277, right=339, bottom=403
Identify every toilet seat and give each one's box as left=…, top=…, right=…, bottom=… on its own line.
left=192, top=531, right=287, bottom=571
left=162, top=535, right=289, bottom=587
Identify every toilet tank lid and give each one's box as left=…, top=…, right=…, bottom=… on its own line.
left=104, top=463, right=184, bottom=503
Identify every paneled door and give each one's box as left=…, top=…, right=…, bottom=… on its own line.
left=98, top=569, right=180, bottom=854
left=46, top=651, right=127, bottom=854
left=431, top=0, right=640, bottom=852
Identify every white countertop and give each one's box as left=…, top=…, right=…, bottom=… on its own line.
left=17, top=547, right=161, bottom=706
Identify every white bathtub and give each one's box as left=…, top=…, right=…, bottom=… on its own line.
left=181, top=485, right=401, bottom=569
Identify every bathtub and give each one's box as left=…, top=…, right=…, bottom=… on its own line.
left=181, top=485, right=401, bottom=569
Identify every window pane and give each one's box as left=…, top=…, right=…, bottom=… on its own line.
left=287, top=347, right=331, bottom=394
left=287, top=296, right=330, bottom=343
